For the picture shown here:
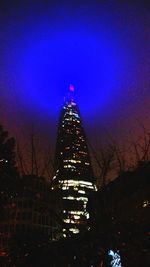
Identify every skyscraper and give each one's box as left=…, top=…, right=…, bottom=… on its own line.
left=52, top=85, right=96, bottom=236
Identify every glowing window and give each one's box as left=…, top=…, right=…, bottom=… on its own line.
left=142, top=200, right=149, bottom=208
left=69, top=228, right=79, bottom=234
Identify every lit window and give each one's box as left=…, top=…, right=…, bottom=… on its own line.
left=78, top=190, right=86, bottom=194
left=62, top=186, right=69, bottom=190
left=64, top=165, right=76, bottom=169
left=85, top=212, right=90, bottom=219
left=63, top=196, right=74, bottom=200
left=73, top=215, right=80, bottom=219
left=68, top=211, right=84, bottom=215
left=69, top=228, right=79, bottom=234
left=63, top=219, right=70, bottom=223
left=63, top=159, right=81, bottom=164
left=0, top=159, right=8, bottom=163
left=63, top=196, right=88, bottom=202
left=142, top=200, right=149, bottom=208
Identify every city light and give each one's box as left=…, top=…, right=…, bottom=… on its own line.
left=108, top=250, right=122, bottom=267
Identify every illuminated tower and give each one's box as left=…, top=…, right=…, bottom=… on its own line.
left=52, top=85, right=96, bottom=236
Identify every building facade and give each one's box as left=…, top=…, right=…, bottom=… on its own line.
left=0, top=175, right=62, bottom=254
left=52, top=85, right=97, bottom=236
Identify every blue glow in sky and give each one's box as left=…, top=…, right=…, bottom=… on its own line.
left=15, top=27, right=123, bottom=116
left=0, top=1, right=150, bottom=141
left=1, top=3, right=137, bottom=121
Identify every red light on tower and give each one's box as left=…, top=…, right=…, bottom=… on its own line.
left=69, top=84, right=74, bottom=92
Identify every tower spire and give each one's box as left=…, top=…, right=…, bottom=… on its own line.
left=68, top=83, right=75, bottom=101
left=64, top=84, right=75, bottom=104
left=69, top=84, right=74, bottom=92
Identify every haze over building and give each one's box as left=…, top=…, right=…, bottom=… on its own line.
left=52, top=85, right=97, bottom=236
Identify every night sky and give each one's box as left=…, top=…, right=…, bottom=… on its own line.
left=0, top=1, right=150, bottom=175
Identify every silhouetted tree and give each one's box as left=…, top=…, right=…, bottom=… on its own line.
left=90, top=137, right=117, bottom=188
left=0, top=124, right=17, bottom=179
left=0, top=124, right=19, bottom=221
left=129, top=122, right=150, bottom=168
